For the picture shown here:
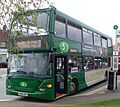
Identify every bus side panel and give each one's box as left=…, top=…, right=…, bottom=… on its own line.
left=71, top=71, right=87, bottom=90
left=84, top=68, right=110, bottom=86
left=54, top=37, right=82, bottom=53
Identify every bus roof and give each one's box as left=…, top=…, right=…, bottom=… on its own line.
left=13, top=6, right=112, bottom=40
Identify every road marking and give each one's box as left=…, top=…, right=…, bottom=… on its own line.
left=71, top=79, right=120, bottom=97
left=0, top=99, right=14, bottom=102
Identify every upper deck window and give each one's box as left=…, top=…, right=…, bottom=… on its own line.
left=83, top=28, right=93, bottom=45
left=102, top=37, right=107, bottom=48
left=67, top=23, right=82, bottom=42
left=55, top=18, right=66, bottom=38
left=108, top=38, right=112, bottom=47
left=94, top=33, right=101, bottom=46
left=10, top=11, right=50, bottom=49
left=12, top=12, right=49, bottom=35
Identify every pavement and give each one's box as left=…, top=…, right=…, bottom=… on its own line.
left=0, top=68, right=20, bottom=101
left=0, top=68, right=7, bottom=78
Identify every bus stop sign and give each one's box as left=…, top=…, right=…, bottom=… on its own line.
left=113, top=25, right=118, bottom=30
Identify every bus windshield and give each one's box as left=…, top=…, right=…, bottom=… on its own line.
left=8, top=53, right=52, bottom=78
left=10, top=11, right=50, bottom=49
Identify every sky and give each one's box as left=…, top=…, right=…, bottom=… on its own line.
left=51, top=0, right=120, bottom=44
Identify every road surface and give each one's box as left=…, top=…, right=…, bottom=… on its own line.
left=0, top=68, right=120, bottom=106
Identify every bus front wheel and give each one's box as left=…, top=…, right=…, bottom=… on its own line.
left=70, top=79, right=78, bottom=95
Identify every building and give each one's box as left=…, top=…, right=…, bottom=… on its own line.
left=0, top=29, right=8, bottom=68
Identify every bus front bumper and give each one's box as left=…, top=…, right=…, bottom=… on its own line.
left=6, top=88, right=55, bottom=100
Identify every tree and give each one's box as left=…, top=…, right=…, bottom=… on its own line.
left=0, top=0, right=54, bottom=30
left=0, top=0, right=55, bottom=54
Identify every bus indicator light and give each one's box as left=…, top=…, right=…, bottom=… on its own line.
left=47, top=84, right=52, bottom=88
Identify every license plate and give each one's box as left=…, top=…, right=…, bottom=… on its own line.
left=18, top=92, right=28, bottom=97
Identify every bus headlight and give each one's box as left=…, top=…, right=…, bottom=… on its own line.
left=47, top=84, right=52, bottom=88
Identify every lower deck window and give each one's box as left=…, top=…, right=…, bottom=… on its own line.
left=84, top=56, right=94, bottom=71
left=68, top=56, right=83, bottom=73
left=84, top=56, right=109, bottom=71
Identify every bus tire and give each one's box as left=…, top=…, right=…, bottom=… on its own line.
left=70, top=79, right=78, bottom=95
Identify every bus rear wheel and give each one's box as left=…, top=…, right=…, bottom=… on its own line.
left=70, top=80, right=78, bottom=95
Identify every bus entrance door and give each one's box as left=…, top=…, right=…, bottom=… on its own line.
left=55, top=55, right=68, bottom=99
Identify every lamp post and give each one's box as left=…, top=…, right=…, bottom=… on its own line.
left=108, top=25, right=118, bottom=90
left=113, top=25, right=118, bottom=90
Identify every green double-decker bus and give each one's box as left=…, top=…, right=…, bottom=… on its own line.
left=6, top=6, right=112, bottom=100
